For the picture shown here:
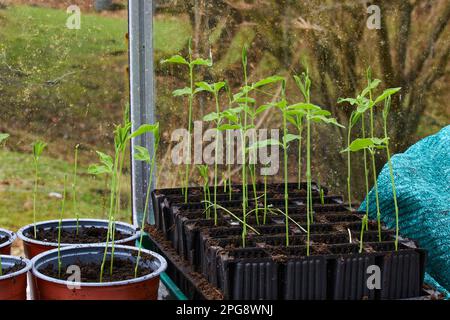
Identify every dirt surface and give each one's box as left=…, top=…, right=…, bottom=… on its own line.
left=0, top=261, right=25, bottom=275
left=39, top=253, right=155, bottom=282
left=28, top=226, right=128, bottom=244
left=0, top=236, right=8, bottom=246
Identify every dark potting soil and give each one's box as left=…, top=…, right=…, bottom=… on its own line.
left=0, top=262, right=25, bottom=276
left=28, top=226, right=128, bottom=244
left=39, top=253, right=155, bottom=283
left=0, top=236, right=8, bottom=245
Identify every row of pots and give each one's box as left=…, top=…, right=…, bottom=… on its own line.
left=0, top=219, right=167, bottom=300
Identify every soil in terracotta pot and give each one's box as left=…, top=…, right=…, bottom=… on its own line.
left=39, top=253, right=156, bottom=283
left=0, top=236, right=8, bottom=246
left=27, top=226, right=128, bottom=244
left=0, top=262, right=25, bottom=276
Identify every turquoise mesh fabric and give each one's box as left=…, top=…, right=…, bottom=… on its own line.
left=359, top=125, right=450, bottom=297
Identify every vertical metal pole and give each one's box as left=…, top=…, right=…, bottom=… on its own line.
left=128, top=0, right=155, bottom=227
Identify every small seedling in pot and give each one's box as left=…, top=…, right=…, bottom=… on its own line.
left=89, top=121, right=156, bottom=282
left=72, top=144, right=80, bottom=235
left=286, top=108, right=305, bottom=190
left=161, top=40, right=212, bottom=203
left=215, top=46, right=283, bottom=246
left=317, top=175, right=325, bottom=205
left=382, top=95, right=401, bottom=250
left=198, top=81, right=226, bottom=224
left=0, top=133, right=10, bottom=275
left=359, top=215, right=369, bottom=253
left=133, top=123, right=160, bottom=278
left=197, top=165, right=211, bottom=218
left=57, top=175, right=68, bottom=278
left=291, top=70, right=344, bottom=254
left=342, top=137, right=389, bottom=248
left=32, top=141, right=47, bottom=239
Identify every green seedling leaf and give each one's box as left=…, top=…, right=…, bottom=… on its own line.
left=0, top=133, right=10, bottom=145
left=283, top=134, right=301, bottom=145
left=361, top=79, right=381, bottom=97
left=337, top=97, right=358, bottom=105
left=309, top=115, right=345, bottom=128
left=173, top=87, right=192, bottom=97
left=134, top=145, right=151, bottom=164
left=234, top=96, right=256, bottom=104
left=161, top=55, right=189, bottom=65
left=214, top=82, right=226, bottom=93
left=286, top=115, right=299, bottom=127
left=341, top=138, right=388, bottom=153
left=196, top=82, right=214, bottom=93
left=356, top=98, right=371, bottom=113
left=252, top=76, right=285, bottom=89
left=373, top=87, right=402, bottom=106
left=203, top=112, right=220, bottom=122
left=88, top=164, right=111, bottom=176
left=247, top=139, right=282, bottom=151
left=350, top=111, right=362, bottom=128
left=255, top=104, right=272, bottom=115
left=95, top=151, right=114, bottom=170
left=288, top=102, right=321, bottom=112
left=197, top=165, right=209, bottom=180
left=32, top=141, right=47, bottom=161
left=191, top=58, right=213, bottom=67
left=383, top=96, right=392, bottom=121
left=130, top=123, right=159, bottom=139
left=310, top=109, right=332, bottom=117
left=218, top=124, right=241, bottom=131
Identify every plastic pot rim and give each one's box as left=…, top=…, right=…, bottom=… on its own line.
left=0, top=228, right=17, bottom=251
left=31, top=244, right=168, bottom=287
left=0, top=255, right=32, bottom=281
left=17, top=219, right=140, bottom=248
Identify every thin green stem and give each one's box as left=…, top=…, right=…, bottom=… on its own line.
left=135, top=146, right=158, bottom=278
left=306, top=113, right=311, bottom=256
left=99, top=149, right=119, bottom=283
left=362, top=116, right=370, bottom=222
left=33, top=160, right=38, bottom=239
left=371, top=151, right=382, bottom=242
left=297, top=121, right=303, bottom=189
left=73, top=145, right=79, bottom=235
left=263, top=174, right=268, bottom=224
left=213, top=93, right=221, bottom=225
left=384, top=124, right=399, bottom=251
left=184, top=64, right=194, bottom=204
left=58, top=175, right=68, bottom=278
left=347, top=122, right=352, bottom=210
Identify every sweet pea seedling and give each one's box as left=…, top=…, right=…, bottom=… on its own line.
left=32, top=140, right=47, bottom=239
left=89, top=119, right=159, bottom=282
left=197, top=165, right=211, bottom=218
left=162, top=40, right=213, bottom=203
left=292, top=70, right=344, bottom=255
left=57, top=175, right=68, bottom=278
left=0, top=133, right=10, bottom=275
left=133, top=123, right=160, bottom=278
left=198, top=81, right=226, bottom=224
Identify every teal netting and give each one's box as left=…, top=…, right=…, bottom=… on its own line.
left=359, top=125, right=450, bottom=298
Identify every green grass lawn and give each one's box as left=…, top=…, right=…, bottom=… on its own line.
left=0, top=149, right=131, bottom=231
left=0, top=5, right=192, bottom=232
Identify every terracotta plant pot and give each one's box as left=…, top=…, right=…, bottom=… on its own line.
left=17, top=219, right=140, bottom=259
left=0, top=228, right=17, bottom=255
left=0, top=255, right=32, bottom=300
left=31, top=245, right=167, bottom=300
